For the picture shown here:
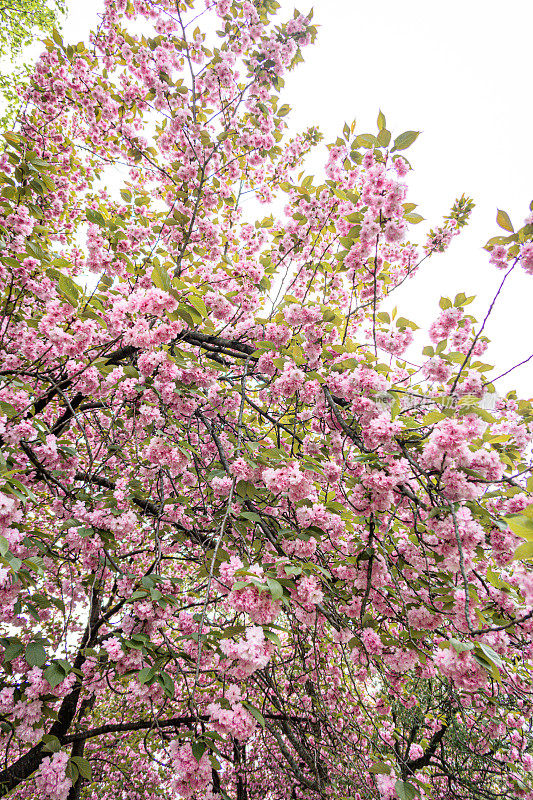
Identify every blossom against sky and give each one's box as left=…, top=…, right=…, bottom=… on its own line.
left=63, top=0, right=533, bottom=393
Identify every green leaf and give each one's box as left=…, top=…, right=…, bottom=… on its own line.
left=177, top=303, right=202, bottom=325
left=5, top=552, right=20, bottom=572
left=505, top=514, right=533, bottom=540
left=514, top=541, right=533, bottom=560
left=58, top=274, right=80, bottom=307
left=66, top=761, right=79, bottom=784
left=391, top=131, right=420, bottom=152
left=235, top=480, right=256, bottom=499
left=242, top=701, right=266, bottom=729
left=283, top=564, right=302, bottom=576
left=473, top=652, right=493, bottom=671
left=42, top=735, right=61, bottom=753
left=394, top=317, right=418, bottom=331
left=187, top=295, right=208, bottom=317
left=137, top=666, right=156, bottom=685
left=26, top=241, right=46, bottom=261
left=448, top=638, right=473, bottom=653
left=26, top=641, right=47, bottom=667
left=1, top=637, right=23, bottom=662
left=404, top=212, right=424, bottom=224
left=191, top=740, right=206, bottom=762
left=1, top=257, right=21, bottom=270
left=395, top=780, right=417, bottom=800
left=239, top=512, right=262, bottom=522
left=3, top=132, right=23, bottom=146
left=370, top=762, right=391, bottom=774
left=496, top=209, right=514, bottom=233
left=230, top=579, right=249, bottom=589
left=377, top=128, right=391, bottom=147
left=0, top=402, right=17, bottom=419
left=263, top=630, right=282, bottom=647
left=86, top=209, right=106, bottom=227
left=266, top=578, right=284, bottom=600
left=377, top=110, right=386, bottom=131
left=476, top=642, right=503, bottom=669
left=152, top=262, right=171, bottom=292
left=484, top=235, right=511, bottom=248
left=70, top=756, right=93, bottom=780
left=354, top=133, right=379, bottom=149
left=0, top=536, right=8, bottom=557
left=158, top=671, right=175, bottom=698
left=43, top=662, right=68, bottom=688
left=6, top=478, right=37, bottom=505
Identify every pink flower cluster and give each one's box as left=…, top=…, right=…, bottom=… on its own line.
left=433, top=646, right=488, bottom=692
left=168, top=742, right=211, bottom=798
left=218, top=556, right=281, bottom=623
left=520, top=242, right=533, bottom=274
left=206, top=700, right=256, bottom=741
left=220, top=626, right=273, bottom=678
left=262, top=462, right=317, bottom=503
left=34, top=752, right=72, bottom=800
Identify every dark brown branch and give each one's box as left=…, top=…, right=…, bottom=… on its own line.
left=61, top=714, right=308, bottom=744
left=404, top=724, right=447, bottom=776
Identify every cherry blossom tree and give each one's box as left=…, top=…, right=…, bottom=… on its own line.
left=0, top=1, right=533, bottom=799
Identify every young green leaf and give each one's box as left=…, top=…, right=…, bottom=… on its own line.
left=70, top=756, right=93, bottom=780
left=496, top=209, right=514, bottom=233
left=242, top=701, right=266, bottom=729
left=25, top=641, right=47, bottom=668
left=391, top=131, right=420, bottom=152
left=395, top=780, right=417, bottom=800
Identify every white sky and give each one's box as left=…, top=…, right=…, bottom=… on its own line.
left=59, top=0, right=533, bottom=394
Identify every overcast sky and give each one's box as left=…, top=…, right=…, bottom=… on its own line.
left=61, top=0, right=533, bottom=394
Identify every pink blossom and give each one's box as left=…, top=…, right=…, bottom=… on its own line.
left=35, top=752, right=72, bottom=800
left=520, top=242, right=533, bottom=274
left=168, top=742, right=211, bottom=798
